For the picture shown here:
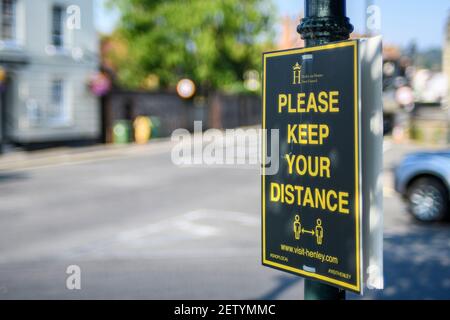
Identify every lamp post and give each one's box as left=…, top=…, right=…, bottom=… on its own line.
left=298, top=0, right=354, bottom=47
left=297, top=0, right=354, bottom=300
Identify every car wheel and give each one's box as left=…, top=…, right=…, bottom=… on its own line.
left=407, top=177, right=449, bottom=222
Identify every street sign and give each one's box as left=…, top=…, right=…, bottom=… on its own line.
left=262, top=40, right=363, bottom=293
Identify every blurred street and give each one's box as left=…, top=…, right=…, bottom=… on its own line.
left=0, top=137, right=449, bottom=300
left=0, top=0, right=448, bottom=304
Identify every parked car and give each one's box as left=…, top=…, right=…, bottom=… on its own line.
left=394, top=151, right=450, bottom=222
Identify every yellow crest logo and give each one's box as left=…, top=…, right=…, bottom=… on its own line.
left=293, top=62, right=302, bottom=85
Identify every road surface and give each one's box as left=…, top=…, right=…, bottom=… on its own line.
left=0, top=138, right=449, bottom=299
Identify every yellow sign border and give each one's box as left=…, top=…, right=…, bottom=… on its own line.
left=262, top=40, right=361, bottom=293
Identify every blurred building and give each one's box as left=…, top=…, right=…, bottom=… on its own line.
left=445, top=13, right=450, bottom=107
left=0, top=0, right=99, bottom=151
left=277, top=15, right=304, bottom=50
left=445, top=13, right=450, bottom=143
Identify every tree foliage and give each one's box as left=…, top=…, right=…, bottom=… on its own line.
left=108, top=0, right=275, bottom=92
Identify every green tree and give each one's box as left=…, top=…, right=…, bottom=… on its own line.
left=109, top=0, right=275, bottom=93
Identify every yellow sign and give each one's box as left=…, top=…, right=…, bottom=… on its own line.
left=262, top=41, right=362, bottom=293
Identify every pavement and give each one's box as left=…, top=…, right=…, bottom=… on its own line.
left=0, top=136, right=449, bottom=300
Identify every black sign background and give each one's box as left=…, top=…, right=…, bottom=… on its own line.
left=262, top=41, right=361, bottom=293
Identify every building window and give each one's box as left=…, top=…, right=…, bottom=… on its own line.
left=52, top=5, right=64, bottom=47
left=1, top=0, right=17, bottom=41
left=48, top=79, right=70, bottom=125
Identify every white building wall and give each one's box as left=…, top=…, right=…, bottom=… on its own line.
left=1, top=0, right=100, bottom=143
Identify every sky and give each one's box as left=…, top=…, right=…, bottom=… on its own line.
left=95, top=0, right=450, bottom=50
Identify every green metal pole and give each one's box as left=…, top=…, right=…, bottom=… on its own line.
left=304, top=280, right=346, bottom=300
left=297, top=0, right=354, bottom=300
left=298, top=0, right=354, bottom=47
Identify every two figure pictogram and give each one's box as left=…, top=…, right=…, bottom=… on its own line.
left=293, top=215, right=324, bottom=245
